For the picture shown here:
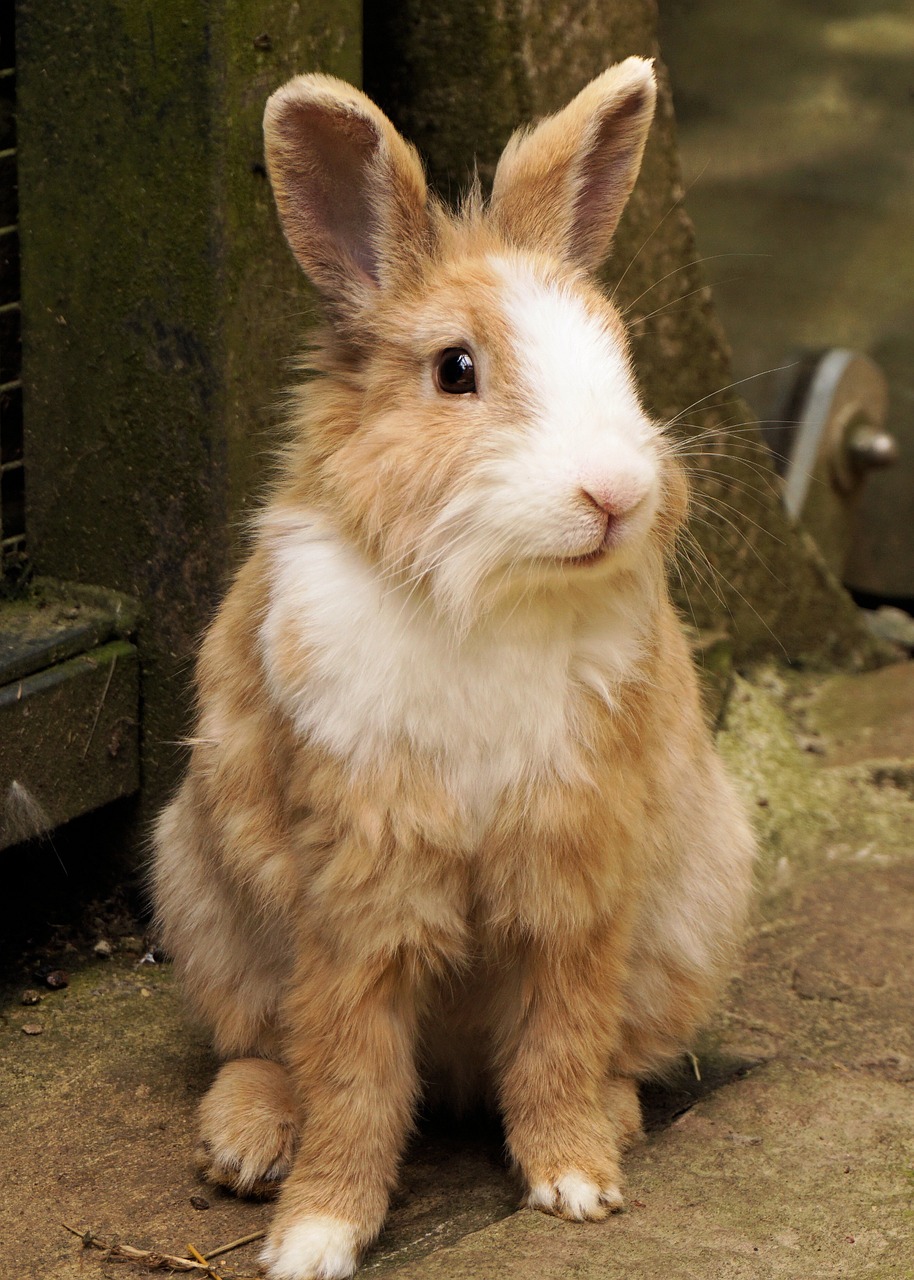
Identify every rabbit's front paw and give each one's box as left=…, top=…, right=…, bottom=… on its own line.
left=261, top=1217, right=359, bottom=1280
left=604, top=1075, right=643, bottom=1153
left=526, top=1171, right=624, bottom=1221
left=196, top=1058, right=298, bottom=1198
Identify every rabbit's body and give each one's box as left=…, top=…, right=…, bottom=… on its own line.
left=152, top=61, right=755, bottom=1280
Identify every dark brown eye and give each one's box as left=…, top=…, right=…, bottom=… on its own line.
left=434, top=347, right=477, bottom=395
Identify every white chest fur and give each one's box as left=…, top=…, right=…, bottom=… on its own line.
left=259, top=514, right=648, bottom=836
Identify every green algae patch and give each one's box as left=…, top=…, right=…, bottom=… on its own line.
left=719, top=669, right=914, bottom=916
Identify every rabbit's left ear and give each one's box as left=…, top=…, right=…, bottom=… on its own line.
left=264, top=74, right=431, bottom=319
left=490, top=58, right=656, bottom=271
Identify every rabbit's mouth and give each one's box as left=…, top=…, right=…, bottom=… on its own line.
left=559, top=512, right=634, bottom=568
left=561, top=545, right=607, bottom=569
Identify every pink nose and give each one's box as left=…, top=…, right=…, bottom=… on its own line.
left=581, top=483, right=644, bottom=517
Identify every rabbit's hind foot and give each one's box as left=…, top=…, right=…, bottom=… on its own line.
left=196, top=1057, right=299, bottom=1199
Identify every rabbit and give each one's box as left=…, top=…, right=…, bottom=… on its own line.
left=151, top=57, right=756, bottom=1280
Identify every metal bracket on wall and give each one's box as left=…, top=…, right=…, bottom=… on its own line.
left=773, top=350, right=896, bottom=580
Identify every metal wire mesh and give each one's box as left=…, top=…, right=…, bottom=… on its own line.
left=0, top=6, right=25, bottom=580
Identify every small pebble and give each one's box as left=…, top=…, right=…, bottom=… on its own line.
left=190, top=1195, right=210, bottom=1211
left=20, top=989, right=41, bottom=1006
left=21, top=1023, right=43, bottom=1036
left=44, top=970, right=69, bottom=990
left=93, top=939, right=113, bottom=958
left=861, top=605, right=914, bottom=650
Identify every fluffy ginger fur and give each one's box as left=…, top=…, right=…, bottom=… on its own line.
left=152, top=60, right=756, bottom=1280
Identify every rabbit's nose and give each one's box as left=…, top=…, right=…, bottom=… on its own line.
left=580, top=481, right=647, bottom=518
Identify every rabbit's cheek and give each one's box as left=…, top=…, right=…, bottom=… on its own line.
left=467, top=449, right=659, bottom=570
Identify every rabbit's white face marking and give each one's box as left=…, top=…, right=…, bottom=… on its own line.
left=486, top=258, right=660, bottom=559
left=261, top=1216, right=358, bottom=1280
left=418, top=259, right=661, bottom=623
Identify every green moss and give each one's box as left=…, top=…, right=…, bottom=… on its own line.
left=719, top=671, right=914, bottom=914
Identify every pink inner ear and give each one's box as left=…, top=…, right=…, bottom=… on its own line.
left=277, top=101, right=382, bottom=285
left=571, top=86, right=652, bottom=266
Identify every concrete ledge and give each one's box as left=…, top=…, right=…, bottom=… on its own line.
left=0, top=639, right=140, bottom=848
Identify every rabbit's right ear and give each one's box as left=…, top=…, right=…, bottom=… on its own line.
left=264, top=75, right=431, bottom=317
left=490, top=59, right=656, bottom=272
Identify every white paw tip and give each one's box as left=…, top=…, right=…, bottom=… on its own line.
left=261, top=1217, right=359, bottom=1280
left=528, top=1171, right=624, bottom=1220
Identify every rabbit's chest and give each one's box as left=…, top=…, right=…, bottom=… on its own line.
left=261, top=524, right=641, bottom=836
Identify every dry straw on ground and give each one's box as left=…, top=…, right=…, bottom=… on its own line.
left=62, top=1222, right=266, bottom=1279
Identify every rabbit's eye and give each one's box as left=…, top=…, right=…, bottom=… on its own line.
left=434, top=348, right=477, bottom=395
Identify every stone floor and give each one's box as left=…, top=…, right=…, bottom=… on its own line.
left=3, top=660, right=914, bottom=1278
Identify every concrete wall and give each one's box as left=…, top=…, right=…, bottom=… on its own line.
left=17, top=1, right=360, bottom=814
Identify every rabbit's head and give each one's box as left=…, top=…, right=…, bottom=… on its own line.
left=264, top=61, right=686, bottom=629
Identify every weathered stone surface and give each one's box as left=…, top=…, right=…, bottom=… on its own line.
left=381, top=1059, right=913, bottom=1279
left=804, top=661, right=914, bottom=767
left=0, top=578, right=138, bottom=686
left=0, top=640, right=140, bottom=849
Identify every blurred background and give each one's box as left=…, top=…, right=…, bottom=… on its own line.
left=661, top=0, right=914, bottom=607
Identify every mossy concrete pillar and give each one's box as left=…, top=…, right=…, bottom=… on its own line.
left=17, top=2, right=360, bottom=817
left=364, top=0, right=871, bottom=665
